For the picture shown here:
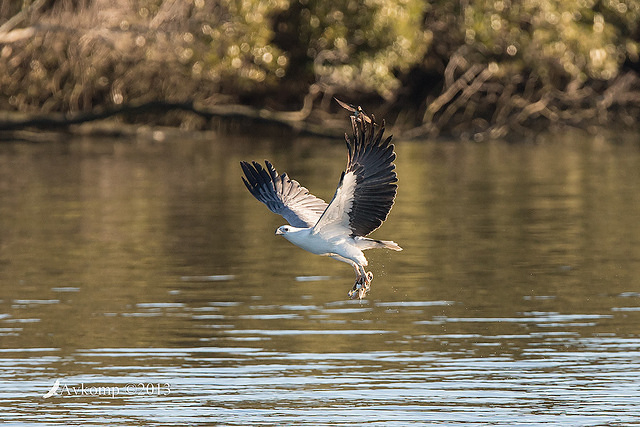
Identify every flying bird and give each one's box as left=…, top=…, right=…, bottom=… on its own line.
left=240, top=101, right=402, bottom=299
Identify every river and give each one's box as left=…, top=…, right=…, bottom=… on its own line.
left=1, top=130, right=639, bottom=425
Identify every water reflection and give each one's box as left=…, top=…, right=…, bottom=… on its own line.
left=0, top=133, right=639, bottom=424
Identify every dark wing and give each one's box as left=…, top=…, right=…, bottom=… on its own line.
left=312, top=107, right=398, bottom=237
left=241, top=160, right=328, bottom=228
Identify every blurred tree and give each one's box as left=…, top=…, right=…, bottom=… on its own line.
left=1, top=0, right=640, bottom=136
left=460, top=0, right=640, bottom=84
left=273, top=0, right=430, bottom=100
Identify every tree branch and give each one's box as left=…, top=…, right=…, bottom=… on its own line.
left=0, top=99, right=343, bottom=140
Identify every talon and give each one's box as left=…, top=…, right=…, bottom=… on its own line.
left=348, top=283, right=361, bottom=299
left=358, top=283, right=369, bottom=299
left=349, top=287, right=367, bottom=299
left=348, top=278, right=371, bottom=300
left=348, top=277, right=364, bottom=299
left=348, top=271, right=374, bottom=299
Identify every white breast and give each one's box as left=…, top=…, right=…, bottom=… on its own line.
left=283, top=227, right=346, bottom=256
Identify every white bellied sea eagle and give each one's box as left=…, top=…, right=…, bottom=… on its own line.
left=240, top=100, right=402, bottom=299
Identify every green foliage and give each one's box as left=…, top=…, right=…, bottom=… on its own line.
left=203, top=0, right=290, bottom=90
left=457, top=0, right=640, bottom=83
left=273, top=0, right=429, bottom=99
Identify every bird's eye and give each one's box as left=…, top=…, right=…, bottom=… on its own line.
left=283, top=227, right=289, bottom=232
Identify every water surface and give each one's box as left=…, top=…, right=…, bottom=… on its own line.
left=1, top=132, right=639, bottom=425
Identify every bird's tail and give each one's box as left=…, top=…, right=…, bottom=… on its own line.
left=357, top=237, right=403, bottom=251
left=377, top=239, right=403, bottom=251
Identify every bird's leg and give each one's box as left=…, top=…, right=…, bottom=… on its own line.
left=348, top=264, right=364, bottom=299
left=348, top=264, right=373, bottom=300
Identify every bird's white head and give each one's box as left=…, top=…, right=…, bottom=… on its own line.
left=276, top=225, right=309, bottom=245
left=275, top=225, right=291, bottom=236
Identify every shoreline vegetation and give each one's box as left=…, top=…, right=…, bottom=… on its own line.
left=1, top=0, right=640, bottom=141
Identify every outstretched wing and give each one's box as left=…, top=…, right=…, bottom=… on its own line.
left=312, top=106, right=397, bottom=238
left=241, top=160, right=328, bottom=228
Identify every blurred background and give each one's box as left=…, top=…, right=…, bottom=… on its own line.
left=2, top=0, right=640, bottom=139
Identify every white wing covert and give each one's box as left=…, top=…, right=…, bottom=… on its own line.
left=241, top=160, right=328, bottom=228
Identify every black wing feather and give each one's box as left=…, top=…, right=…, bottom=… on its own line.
left=345, top=113, right=398, bottom=237
left=240, top=160, right=328, bottom=228
left=312, top=105, right=398, bottom=238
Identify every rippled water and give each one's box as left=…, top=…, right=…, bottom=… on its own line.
left=1, top=132, right=640, bottom=425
